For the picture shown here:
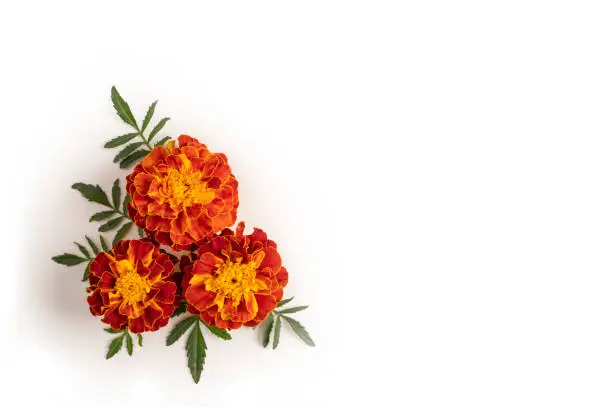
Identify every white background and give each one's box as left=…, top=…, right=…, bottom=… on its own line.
left=1, top=1, right=612, bottom=405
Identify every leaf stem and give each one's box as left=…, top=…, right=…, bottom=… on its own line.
left=138, top=130, right=153, bottom=150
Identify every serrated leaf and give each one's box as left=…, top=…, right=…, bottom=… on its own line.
left=89, top=210, right=116, bottom=222
left=85, top=236, right=100, bottom=254
left=104, top=133, right=139, bottom=148
left=276, top=297, right=294, bottom=308
left=273, top=316, right=281, bottom=349
left=137, top=334, right=143, bottom=347
left=262, top=313, right=274, bottom=348
left=172, top=301, right=187, bottom=318
left=279, top=305, right=309, bottom=314
left=125, top=333, right=133, bottom=356
left=112, top=179, right=121, bottom=209
left=113, top=142, right=144, bottom=163
left=111, top=86, right=138, bottom=129
left=155, top=136, right=171, bottom=147
left=203, top=322, right=232, bottom=340
left=52, top=253, right=88, bottom=266
left=106, top=335, right=124, bottom=359
left=122, top=194, right=131, bottom=216
left=120, top=149, right=149, bottom=169
left=166, top=316, right=198, bottom=346
left=71, top=183, right=112, bottom=207
left=186, top=322, right=206, bottom=383
left=147, top=117, right=170, bottom=142
left=98, top=217, right=123, bottom=232
left=281, top=315, right=315, bottom=347
left=100, top=235, right=109, bottom=252
left=82, top=262, right=91, bottom=281
left=141, top=100, right=158, bottom=131
left=113, top=222, right=132, bottom=246
left=74, top=242, right=90, bottom=258
left=104, top=327, right=122, bottom=334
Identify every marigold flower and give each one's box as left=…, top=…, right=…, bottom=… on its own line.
left=126, top=135, right=239, bottom=249
left=183, top=222, right=288, bottom=330
left=86, top=239, right=177, bottom=333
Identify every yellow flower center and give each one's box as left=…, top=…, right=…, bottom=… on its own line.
left=205, top=259, right=267, bottom=307
left=115, top=268, right=151, bottom=305
left=160, top=166, right=215, bottom=208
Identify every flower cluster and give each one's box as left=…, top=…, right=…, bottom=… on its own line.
left=52, top=87, right=313, bottom=383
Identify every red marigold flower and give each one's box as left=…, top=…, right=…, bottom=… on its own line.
left=126, top=135, right=239, bottom=249
left=86, top=239, right=177, bottom=333
left=183, top=222, right=288, bottom=330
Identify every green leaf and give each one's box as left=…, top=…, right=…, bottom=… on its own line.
left=141, top=100, right=158, bottom=131
left=82, top=262, right=91, bottom=281
left=120, top=149, right=149, bottom=169
left=147, top=117, right=170, bottom=142
left=171, top=301, right=187, bottom=318
left=281, top=316, right=315, bottom=347
left=113, top=142, right=144, bottom=163
left=113, top=221, right=132, bottom=246
left=155, top=136, right=171, bottom=147
left=279, top=305, right=309, bottom=314
left=111, top=86, right=138, bottom=129
left=273, top=316, right=281, bottom=349
left=125, top=332, right=133, bottom=356
left=137, top=334, right=143, bottom=347
left=104, top=133, right=139, bottom=148
left=122, top=194, right=131, bottom=216
left=276, top=297, right=294, bottom=308
left=106, top=335, right=124, bottom=359
left=137, top=228, right=146, bottom=238
left=262, top=313, right=274, bottom=348
left=186, top=322, right=206, bottom=384
left=89, top=210, right=116, bottom=222
left=203, top=322, right=232, bottom=340
left=100, top=235, right=109, bottom=252
left=71, top=183, right=112, bottom=207
left=52, top=253, right=88, bottom=266
left=104, top=328, right=122, bottom=334
left=111, top=179, right=121, bottom=209
left=98, top=217, right=123, bottom=232
left=85, top=236, right=100, bottom=255
left=74, top=242, right=90, bottom=258
left=166, top=316, right=198, bottom=346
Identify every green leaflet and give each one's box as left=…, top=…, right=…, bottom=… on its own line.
left=125, top=333, right=134, bottom=356
left=276, top=297, right=294, bottom=308
left=278, top=305, right=309, bottom=314
left=272, top=316, right=282, bottom=349
left=98, top=217, right=123, bottom=232
left=281, top=315, right=315, bottom=347
left=74, top=242, right=90, bottom=258
left=141, top=101, right=158, bottom=131
left=100, top=234, right=109, bottom=252
left=85, top=236, right=100, bottom=254
left=155, top=136, right=171, bottom=147
left=89, top=210, right=116, bottom=222
left=82, top=262, right=91, bottom=281
left=122, top=195, right=131, bottom=216
left=147, top=117, right=170, bottom=142
left=113, top=222, right=132, bottom=246
left=71, top=183, right=111, bottom=207
left=111, top=86, right=138, bottom=129
left=203, top=322, right=232, bottom=340
left=104, top=133, right=139, bottom=148
left=106, top=335, right=124, bottom=359
left=113, top=142, right=144, bottom=163
left=120, top=149, right=149, bottom=169
left=262, top=313, right=274, bottom=348
left=104, top=328, right=122, bottom=334
left=166, top=316, right=198, bottom=346
left=137, top=334, right=143, bottom=347
left=111, top=179, right=121, bottom=209
left=52, top=253, right=88, bottom=266
left=171, top=301, right=187, bottom=318
left=186, top=322, right=206, bottom=384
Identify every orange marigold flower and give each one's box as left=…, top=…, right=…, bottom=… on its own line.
left=183, top=222, right=288, bottom=330
left=86, top=239, right=177, bottom=333
left=126, top=135, right=239, bottom=250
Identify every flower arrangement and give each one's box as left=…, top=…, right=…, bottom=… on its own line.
left=52, top=87, right=314, bottom=383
